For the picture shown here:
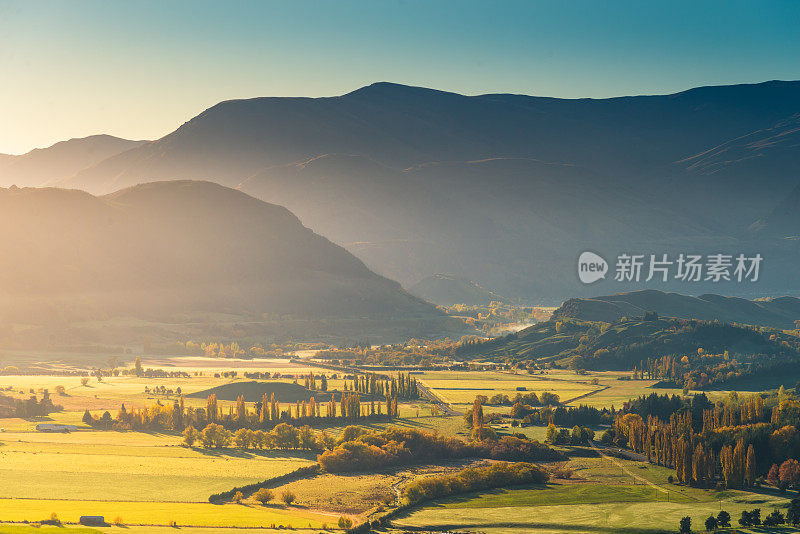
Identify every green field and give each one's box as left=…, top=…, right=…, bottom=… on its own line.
left=426, top=483, right=692, bottom=508
left=393, top=498, right=792, bottom=534
left=390, top=449, right=794, bottom=534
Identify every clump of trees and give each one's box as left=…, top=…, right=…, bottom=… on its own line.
left=317, top=426, right=564, bottom=473
left=404, top=461, right=548, bottom=504
left=545, top=424, right=594, bottom=445
left=514, top=403, right=612, bottom=428
left=0, top=390, right=61, bottom=418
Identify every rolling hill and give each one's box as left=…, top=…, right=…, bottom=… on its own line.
left=551, top=290, right=800, bottom=329
left=0, top=135, right=146, bottom=188
left=456, top=315, right=797, bottom=372
left=0, top=181, right=450, bottom=346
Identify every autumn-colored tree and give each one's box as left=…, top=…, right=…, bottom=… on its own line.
left=254, top=488, right=274, bottom=504
left=779, top=459, right=800, bottom=488
left=235, top=395, right=246, bottom=423
left=472, top=397, right=485, bottom=440
left=182, top=426, right=199, bottom=447
left=281, top=489, right=296, bottom=506
left=745, top=444, right=756, bottom=487
left=767, top=463, right=781, bottom=486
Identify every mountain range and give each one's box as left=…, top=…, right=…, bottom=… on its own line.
left=4, top=81, right=800, bottom=303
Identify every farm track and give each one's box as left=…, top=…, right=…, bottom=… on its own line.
left=416, top=381, right=459, bottom=416
left=588, top=440, right=696, bottom=502
left=561, top=385, right=610, bottom=405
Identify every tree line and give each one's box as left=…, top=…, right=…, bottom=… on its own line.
left=604, top=390, right=800, bottom=489
left=84, top=389, right=401, bottom=432
left=0, top=390, right=60, bottom=418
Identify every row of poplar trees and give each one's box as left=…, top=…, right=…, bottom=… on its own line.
left=614, top=398, right=765, bottom=488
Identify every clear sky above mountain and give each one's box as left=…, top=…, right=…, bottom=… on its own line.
left=1, top=0, right=798, bottom=154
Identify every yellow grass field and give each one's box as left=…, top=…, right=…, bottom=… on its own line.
left=0, top=499, right=339, bottom=528
left=0, top=434, right=316, bottom=502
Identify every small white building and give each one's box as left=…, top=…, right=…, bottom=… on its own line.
left=36, top=423, right=77, bottom=433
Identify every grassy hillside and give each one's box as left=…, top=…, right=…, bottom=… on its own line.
left=457, top=315, right=799, bottom=373
left=552, top=290, right=800, bottom=329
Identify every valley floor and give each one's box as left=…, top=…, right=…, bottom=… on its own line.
left=1, top=356, right=796, bottom=533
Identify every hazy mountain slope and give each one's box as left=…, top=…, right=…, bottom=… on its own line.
left=0, top=135, right=146, bottom=188
left=59, top=81, right=800, bottom=195
left=409, top=274, right=506, bottom=305
left=551, top=290, right=800, bottom=329
left=751, top=181, right=800, bottom=238
left=239, top=154, right=718, bottom=299
left=0, top=181, right=444, bottom=341
left=650, top=114, right=800, bottom=230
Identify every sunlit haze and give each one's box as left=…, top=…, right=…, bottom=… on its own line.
left=1, top=0, right=799, bottom=154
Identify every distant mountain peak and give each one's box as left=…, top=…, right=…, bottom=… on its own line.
left=344, top=81, right=465, bottom=100
left=0, top=134, right=147, bottom=188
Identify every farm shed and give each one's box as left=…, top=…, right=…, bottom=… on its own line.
left=35, top=423, right=78, bottom=432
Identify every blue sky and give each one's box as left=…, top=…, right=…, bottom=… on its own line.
left=1, top=0, right=798, bottom=154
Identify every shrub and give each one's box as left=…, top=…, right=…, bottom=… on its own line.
left=338, top=517, right=353, bottom=529
left=404, top=461, right=548, bottom=504
left=254, top=487, right=274, bottom=504
left=281, top=489, right=296, bottom=505
left=553, top=468, right=573, bottom=479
